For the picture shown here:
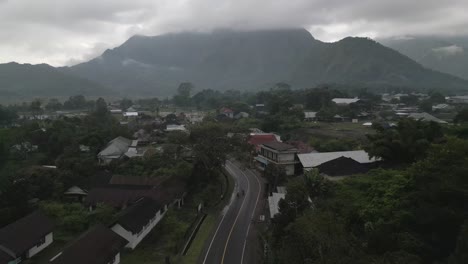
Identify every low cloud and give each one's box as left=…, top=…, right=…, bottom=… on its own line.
left=0, top=0, right=467, bottom=66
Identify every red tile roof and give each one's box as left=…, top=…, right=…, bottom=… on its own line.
left=248, top=134, right=278, bottom=152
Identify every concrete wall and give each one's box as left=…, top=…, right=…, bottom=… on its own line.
left=285, top=164, right=295, bottom=176
left=278, top=153, right=295, bottom=163
left=110, top=252, right=121, bottom=264
left=26, top=232, right=53, bottom=258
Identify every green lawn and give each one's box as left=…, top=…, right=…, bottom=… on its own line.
left=179, top=214, right=216, bottom=264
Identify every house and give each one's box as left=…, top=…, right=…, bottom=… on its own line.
left=86, top=182, right=186, bottom=210
left=111, top=198, right=166, bottom=249
left=234, top=112, right=249, bottom=119
left=219, top=107, right=234, bottom=118
left=447, top=95, right=468, bottom=104
left=50, top=225, right=127, bottom=264
left=0, top=211, right=54, bottom=264
left=407, top=112, right=448, bottom=124
left=165, top=124, right=187, bottom=132
left=98, top=137, right=146, bottom=164
left=64, top=186, right=88, bottom=202
left=123, top=112, right=139, bottom=117
left=304, top=111, right=317, bottom=121
left=315, top=157, right=372, bottom=179
left=256, top=142, right=299, bottom=176
left=97, top=137, right=132, bottom=164
left=247, top=134, right=279, bottom=153
left=432, top=104, right=453, bottom=112
left=332, top=98, right=361, bottom=105
left=297, top=150, right=378, bottom=175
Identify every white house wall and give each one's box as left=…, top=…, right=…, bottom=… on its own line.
left=112, top=210, right=166, bottom=250
left=27, top=232, right=53, bottom=258
left=111, top=252, right=121, bottom=264
left=278, top=153, right=295, bottom=163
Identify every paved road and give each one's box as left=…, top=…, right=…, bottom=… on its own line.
left=200, top=160, right=263, bottom=264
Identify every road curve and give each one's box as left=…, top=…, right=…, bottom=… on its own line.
left=200, top=160, right=263, bottom=264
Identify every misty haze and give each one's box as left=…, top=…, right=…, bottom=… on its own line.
left=1, top=1, right=468, bottom=264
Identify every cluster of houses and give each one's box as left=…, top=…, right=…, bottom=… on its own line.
left=247, top=130, right=382, bottom=219
left=0, top=173, right=185, bottom=264
left=302, top=94, right=468, bottom=125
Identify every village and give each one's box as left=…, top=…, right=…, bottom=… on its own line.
left=1, top=86, right=468, bottom=264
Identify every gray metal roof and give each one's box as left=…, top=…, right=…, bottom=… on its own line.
left=298, top=150, right=377, bottom=168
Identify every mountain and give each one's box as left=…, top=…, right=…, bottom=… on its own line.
left=66, top=29, right=468, bottom=96
left=291, top=37, right=468, bottom=91
left=380, top=36, right=468, bottom=80
left=0, top=62, right=109, bottom=97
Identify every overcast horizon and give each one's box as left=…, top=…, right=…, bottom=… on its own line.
left=1, top=0, right=468, bottom=66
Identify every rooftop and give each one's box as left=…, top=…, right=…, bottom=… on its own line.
left=0, top=211, right=54, bottom=257
left=50, top=225, right=127, bottom=264
left=332, top=98, right=360, bottom=105
left=298, top=150, right=378, bottom=168
left=262, top=141, right=297, bottom=151
left=407, top=112, right=448, bottom=124
left=114, top=198, right=162, bottom=234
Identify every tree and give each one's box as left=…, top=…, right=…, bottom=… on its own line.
left=365, top=118, right=443, bottom=163
left=174, top=82, right=194, bottom=107
left=265, top=163, right=287, bottom=191
left=454, top=108, right=468, bottom=123
left=45, top=98, right=63, bottom=111
left=418, top=99, right=432, bottom=113
left=30, top=99, right=43, bottom=117
left=63, top=95, right=87, bottom=109
left=94, top=98, right=109, bottom=117
left=120, top=98, right=133, bottom=110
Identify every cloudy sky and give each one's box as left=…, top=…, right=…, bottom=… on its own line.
left=0, top=0, right=467, bottom=66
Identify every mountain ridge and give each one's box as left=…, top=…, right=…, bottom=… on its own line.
left=65, top=28, right=468, bottom=96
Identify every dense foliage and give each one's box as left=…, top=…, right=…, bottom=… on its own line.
left=269, top=131, right=468, bottom=264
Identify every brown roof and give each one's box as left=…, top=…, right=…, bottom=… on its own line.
left=51, top=225, right=127, bottom=264
left=114, top=198, right=162, bottom=234
left=109, top=175, right=166, bottom=186
left=262, top=141, right=297, bottom=151
left=86, top=182, right=186, bottom=209
left=0, top=211, right=54, bottom=257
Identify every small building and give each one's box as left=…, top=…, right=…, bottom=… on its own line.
left=64, top=186, right=88, bottom=202
left=247, top=134, right=279, bottom=153
left=256, top=142, right=299, bottom=176
left=447, top=95, right=468, bottom=104
left=123, top=112, right=139, bottom=117
left=219, top=107, right=234, bottom=119
left=304, top=111, right=317, bottom=121
left=111, top=198, right=166, bottom=249
left=97, top=137, right=132, bottom=164
left=0, top=211, right=54, bottom=263
left=297, top=150, right=378, bottom=174
left=234, top=112, right=250, bottom=119
left=407, top=112, right=448, bottom=124
left=165, top=124, right=187, bottom=132
left=332, top=98, right=360, bottom=105
left=50, top=225, right=127, bottom=264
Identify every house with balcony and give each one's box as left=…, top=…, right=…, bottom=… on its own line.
left=255, top=142, right=299, bottom=176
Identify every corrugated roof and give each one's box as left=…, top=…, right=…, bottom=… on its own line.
left=50, top=225, right=127, bottom=264
left=332, top=98, right=360, bottom=104
left=408, top=112, right=448, bottom=124
left=298, top=150, right=377, bottom=168
left=98, top=136, right=131, bottom=157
